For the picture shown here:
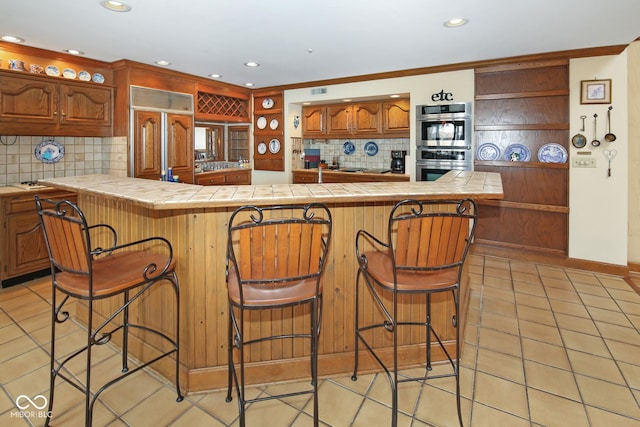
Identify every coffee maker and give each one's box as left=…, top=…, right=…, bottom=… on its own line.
left=390, top=150, right=407, bottom=174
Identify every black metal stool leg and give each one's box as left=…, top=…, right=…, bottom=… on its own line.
left=351, top=269, right=361, bottom=382
left=122, top=290, right=130, bottom=373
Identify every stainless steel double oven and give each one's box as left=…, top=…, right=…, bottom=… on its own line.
left=415, top=102, right=473, bottom=181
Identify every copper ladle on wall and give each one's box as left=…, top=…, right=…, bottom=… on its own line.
left=605, top=106, right=616, bottom=142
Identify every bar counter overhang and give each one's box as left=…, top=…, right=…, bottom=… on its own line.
left=39, top=172, right=503, bottom=393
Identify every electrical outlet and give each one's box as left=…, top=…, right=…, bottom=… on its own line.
left=572, top=157, right=597, bottom=168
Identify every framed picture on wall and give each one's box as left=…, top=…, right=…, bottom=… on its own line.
left=580, top=79, right=612, bottom=104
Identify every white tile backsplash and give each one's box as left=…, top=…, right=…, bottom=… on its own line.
left=304, top=138, right=410, bottom=170
left=0, top=135, right=128, bottom=185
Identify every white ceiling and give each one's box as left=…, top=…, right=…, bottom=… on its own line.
left=1, top=0, right=639, bottom=88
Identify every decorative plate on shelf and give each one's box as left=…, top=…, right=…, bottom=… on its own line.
left=45, top=65, right=60, bottom=77
left=476, top=143, right=500, bottom=161
left=343, top=141, right=355, bottom=155
left=62, top=68, right=76, bottom=79
left=364, top=141, right=378, bottom=156
left=92, top=73, right=105, bottom=84
left=257, top=141, right=267, bottom=155
left=269, top=118, right=279, bottom=130
left=262, top=98, right=274, bottom=109
left=78, top=70, right=91, bottom=81
left=35, top=140, right=65, bottom=163
left=256, top=116, right=267, bottom=129
left=538, top=143, right=568, bottom=163
left=503, top=144, right=531, bottom=162
left=269, top=138, right=281, bottom=154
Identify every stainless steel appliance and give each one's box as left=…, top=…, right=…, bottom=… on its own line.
left=390, top=150, right=406, bottom=174
left=416, top=102, right=473, bottom=181
left=415, top=147, right=472, bottom=181
left=416, top=102, right=472, bottom=148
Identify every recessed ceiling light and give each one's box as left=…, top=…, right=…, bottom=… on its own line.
left=244, top=82, right=254, bottom=87
left=65, top=49, right=85, bottom=55
left=444, top=17, right=468, bottom=28
left=389, top=94, right=400, bottom=98
left=100, top=1, right=131, bottom=12
left=343, top=99, right=352, bottom=102
left=244, top=62, right=260, bottom=67
left=154, top=60, right=171, bottom=66
left=1, top=35, right=25, bottom=43
left=209, top=74, right=222, bottom=79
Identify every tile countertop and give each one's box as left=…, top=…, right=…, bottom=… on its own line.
left=38, top=172, right=503, bottom=210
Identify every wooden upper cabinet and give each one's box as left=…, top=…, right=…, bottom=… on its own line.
left=382, top=99, right=410, bottom=134
left=0, top=74, right=58, bottom=123
left=301, top=106, right=326, bottom=136
left=0, top=70, right=113, bottom=136
left=59, top=83, right=112, bottom=128
left=302, top=99, right=408, bottom=138
left=133, top=110, right=162, bottom=180
left=326, top=102, right=380, bottom=136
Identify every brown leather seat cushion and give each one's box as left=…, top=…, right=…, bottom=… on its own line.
left=56, top=250, right=176, bottom=298
left=227, top=265, right=320, bottom=307
left=363, top=251, right=458, bottom=292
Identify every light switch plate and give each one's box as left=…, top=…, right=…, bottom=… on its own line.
left=572, top=157, right=597, bottom=168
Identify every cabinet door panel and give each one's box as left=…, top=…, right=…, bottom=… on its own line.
left=167, top=113, right=194, bottom=183
left=301, top=106, right=325, bottom=136
left=60, top=84, right=112, bottom=126
left=383, top=100, right=410, bottom=134
left=6, top=213, right=49, bottom=278
left=326, top=106, right=350, bottom=134
left=353, top=103, right=381, bottom=134
left=134, top=111, right=162, bottom=179
left=0, top=75, right=58, bottom=122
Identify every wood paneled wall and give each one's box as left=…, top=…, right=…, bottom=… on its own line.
left=77, top=195, right=465, bottom=392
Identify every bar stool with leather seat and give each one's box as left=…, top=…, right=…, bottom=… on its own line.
left=225, top=203, right=332, bottom=427
left=35, top=195, right=183, bottom=426
left=352, top=198, right=477, bottom=427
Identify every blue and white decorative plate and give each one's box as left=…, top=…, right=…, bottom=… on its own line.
left=78, top=70, right=91, bottom=81
left=538, top=143, right=568, bottom=163
left=343, top=141, right=355, bottom=155
left=476, top=143, right=500, bottom=161
left=504, top=143, right=531, bottom=161
left=364, top=141, right=378, bottom=156
left=35, top=140, right=65, bottom=163
left=92, top=73, right=105, bottom=84
left=45, top=65, right=60, bottom=77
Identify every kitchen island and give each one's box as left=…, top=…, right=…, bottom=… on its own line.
left=39, top=172, right=502, bottom=392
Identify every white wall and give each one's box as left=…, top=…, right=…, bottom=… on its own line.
left=250, top=70, right=474, bottom=185
left=569, top=54, right=629, bottom=265
left=627, top=41, right=640, bottom=264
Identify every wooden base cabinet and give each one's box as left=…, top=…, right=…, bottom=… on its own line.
left=195, top=169, right=251, bottom=186
left=1, top=190, right=76, bottom=284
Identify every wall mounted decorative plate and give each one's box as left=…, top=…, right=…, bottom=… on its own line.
left=269, top=118, right=279, bottom=130
left=256, top=116, right=267, bottom=129
left=35, top=140, right=65, bottom=163
left=343, top=141, right=355, bottom=155
left=269, top=138, right=281, bottom=154
left=257, top=141, right=267, bottom=155
left=364, top=141, right=378, bottom=156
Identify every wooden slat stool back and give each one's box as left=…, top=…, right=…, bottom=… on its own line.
left=35, top=195, right=183, bottom=426
left=225, top=203, right=332, bottom=427
left=352, top=198, right=477, bottom=427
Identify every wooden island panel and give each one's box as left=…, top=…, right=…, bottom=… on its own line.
left=40, top=173, right=502, bottom=392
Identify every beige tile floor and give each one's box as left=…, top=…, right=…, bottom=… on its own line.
left=1, top=254, right=639, bottom=426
